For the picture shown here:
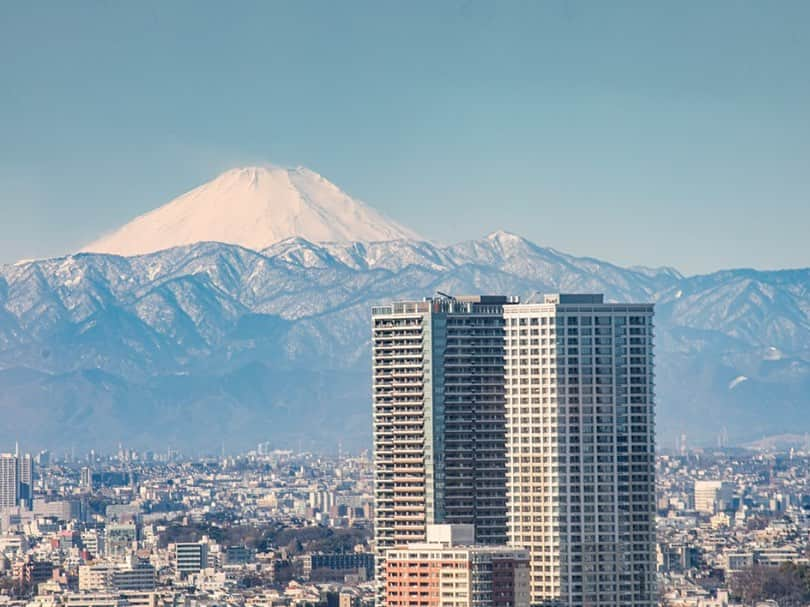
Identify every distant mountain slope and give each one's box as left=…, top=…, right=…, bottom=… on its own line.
left=82, top=166, right=420, bottom=256
left=2, top=234, right=808, bottom=452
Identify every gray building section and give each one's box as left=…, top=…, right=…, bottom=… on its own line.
left=19, top=453, right=34, bottom=510
left=371, top=295, right=516, bottom=599
left=175, top=542, right=208, bottom=575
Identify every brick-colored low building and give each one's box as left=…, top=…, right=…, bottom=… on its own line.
left=385, top=524, right=530, bottom=607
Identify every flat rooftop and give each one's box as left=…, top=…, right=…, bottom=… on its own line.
left=544, top=293, right=604, bottom=304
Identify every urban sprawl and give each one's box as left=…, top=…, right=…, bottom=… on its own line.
left=1, top=294, right=806, bottom=607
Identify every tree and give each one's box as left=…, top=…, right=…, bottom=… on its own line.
left=731, top=564, right=810, bottom=607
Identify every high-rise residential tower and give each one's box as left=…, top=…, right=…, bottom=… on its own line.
left=0, top=453, right=18, bottom=509
left=18, top=452, right=34, bottom=510
left=503, top=294, right=656, bottom=607
left=371, top=295, right=516, bottom=598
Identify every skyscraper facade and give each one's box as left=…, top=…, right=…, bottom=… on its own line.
left=503, top=294, right=656, bottom=606
left=0, top=448, right=36, bottom=511
left=19, top=453, right=34, bottom=510
left=371, top=295, right=516, bottom=597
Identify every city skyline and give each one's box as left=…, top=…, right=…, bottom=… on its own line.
left=0, top=434, right=807, bottom=607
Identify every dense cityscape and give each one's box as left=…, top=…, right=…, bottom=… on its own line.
left=1, top=441, right=809, bottom=607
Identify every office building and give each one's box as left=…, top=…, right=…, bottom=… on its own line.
left=503, top=294, right=656, bottom=606
left=175, top=542, right=209, bottom=575
left=372, top=295, right=516, bottom=594
left=385, top=524, right=530, bottom=607
left=693, top=480, right=735, bottom=514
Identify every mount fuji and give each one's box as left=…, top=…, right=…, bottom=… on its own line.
left=1, top=166, right=808, bottom=452
left=83, top=165, right=420, bottom=256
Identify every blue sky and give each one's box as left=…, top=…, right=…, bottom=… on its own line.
left=1, top=1, right=808, bottom=274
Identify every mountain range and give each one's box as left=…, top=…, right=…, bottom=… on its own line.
left=1, top=166, right=808, bottom=453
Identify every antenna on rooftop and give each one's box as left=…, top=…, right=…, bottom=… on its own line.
left=436, top=291, right=455, bottom=300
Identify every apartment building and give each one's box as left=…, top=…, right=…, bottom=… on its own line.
left=503, top=294, right=656, bottom=606
left=385, top=524, right=530, bottom=607
left=372, top=295, right=516, bottom=598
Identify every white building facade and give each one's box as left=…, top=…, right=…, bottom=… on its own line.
left=0, top=454, right=18, bottom=509
left=503, top=294, right=656, bottom=607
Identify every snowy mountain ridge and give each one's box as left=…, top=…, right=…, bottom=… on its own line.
left=2, top=234, right=809, bottom=451
left=2, top=165, right=808, bottom=451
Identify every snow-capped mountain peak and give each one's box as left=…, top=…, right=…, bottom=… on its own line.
left=82, top=165, right=421, bottom=256
left=486, top=229, right=523, bottom=241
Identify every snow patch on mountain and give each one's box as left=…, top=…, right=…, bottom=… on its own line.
left=728, top=375, right=748, bottom=390
left=765, top=346, right=784, bottom=360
